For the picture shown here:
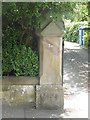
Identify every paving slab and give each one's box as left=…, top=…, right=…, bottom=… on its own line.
left=24, top=109, right=63, bottom=118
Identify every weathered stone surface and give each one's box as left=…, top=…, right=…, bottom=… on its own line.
left=2, top=90, right=11, bottom=104
left=36, top=85, right=64, bottom=110
left=2, top=85, right=36, bottom=107
left=2, top=85, right=11, bottom=91
left=41, top=21, right=64, bottom=37
left=2, top=76, right=39, bottom=85
left=37, top=21, right=64, bottom=110
left=10, top=85, right=35, bottom=105
left=0, top=78, right=2, bottom=92
left=2, top=76, right=38, bottom=91
left=39, top=21, right=64, bottom=85
left=39, top=36, right=63, bottom=85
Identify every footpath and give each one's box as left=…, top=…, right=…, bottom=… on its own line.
left=61, top=41, right=88, bottom=118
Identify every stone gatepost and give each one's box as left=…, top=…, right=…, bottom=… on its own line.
left=36, top=21, right=64, bottom=110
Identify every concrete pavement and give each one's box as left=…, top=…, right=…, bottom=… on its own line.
left=61, top=41, right=88, bottom=118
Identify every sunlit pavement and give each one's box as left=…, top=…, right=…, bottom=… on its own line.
left=1, top=41, right=89, bottom=118
left=60, top=41, right=88, bottom=118
left=60, top=92, right=88, bottom=118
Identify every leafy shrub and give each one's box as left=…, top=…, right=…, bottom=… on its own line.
left=64, top=22, right=88, bottom=43
left=83, top=31, right=90, bottom=47
left=2, top=45, right=39, bottom=76
left=64, top=23, right=79, bottom=43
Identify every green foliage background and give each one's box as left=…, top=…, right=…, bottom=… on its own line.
left=64, top=23, right=79, bottom=43
left=2, top=2, right=76, bottom=76
left=3, top=2, right=89, bottom=76
left=83, top=30, right=90, bottom=47
left=64, top=22, right=88, bottom=43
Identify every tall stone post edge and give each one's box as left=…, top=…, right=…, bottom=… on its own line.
left=36, top=21, right=64, bottom=110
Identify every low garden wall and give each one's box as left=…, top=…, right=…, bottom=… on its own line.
left=2, top=20, right=64, bottom=110
left=2, top=76, right=39, bottom=108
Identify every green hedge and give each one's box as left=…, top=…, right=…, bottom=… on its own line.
left=64, top=22, right=88, bottom=43
left=2, top=45, right=39, bottom=76
left=83, top=31, right=90, bottom=47
left=64, top=23, right=79, bottom=43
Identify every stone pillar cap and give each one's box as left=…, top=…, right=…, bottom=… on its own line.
left=40, top=21, right=64, bottom=37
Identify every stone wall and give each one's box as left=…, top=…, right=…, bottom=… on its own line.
left=2, top=76, right=39, bottom=90
left=2, top=20, right=64, bottom=110
left=2, top=76, right=38, bottom=108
